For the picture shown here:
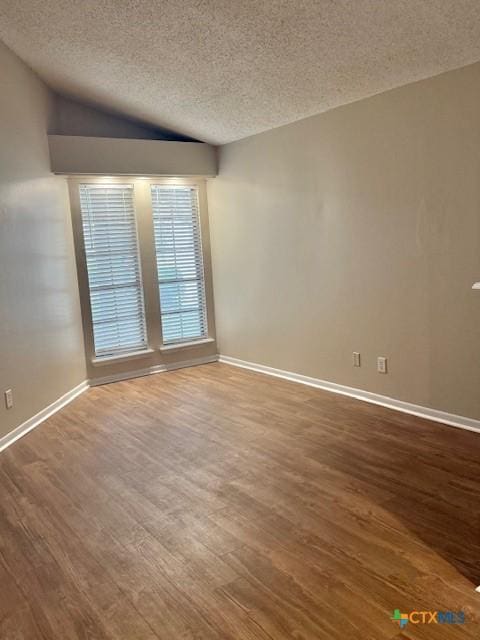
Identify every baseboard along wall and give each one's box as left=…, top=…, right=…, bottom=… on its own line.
left=88, top=354, right=219, bottom=386
left=218, top=354, right=480, bottom=434
left=0, top=381, right=89, bottom=453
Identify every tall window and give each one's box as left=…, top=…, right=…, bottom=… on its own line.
left=79, top=184, right=147, bottom=357
left=151, top=185, right=208, bottom=344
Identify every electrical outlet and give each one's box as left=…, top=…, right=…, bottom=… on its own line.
left=4, top=389, right=13, bottom=409
left=377, top=357, right=387, bottom=374
left=353, top=352, right=361, bottom=367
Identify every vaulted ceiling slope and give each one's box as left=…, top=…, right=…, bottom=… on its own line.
left=2, top=1, right=480, bottom=145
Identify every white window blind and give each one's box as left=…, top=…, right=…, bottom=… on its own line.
left=79, top=184, right=147, bottom=357
left=151, top=185, right=208, bottom=344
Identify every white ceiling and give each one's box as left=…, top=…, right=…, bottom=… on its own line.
left=2, top=1, right=480, bottom=144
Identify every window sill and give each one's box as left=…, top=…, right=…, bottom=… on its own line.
left=92, top=348, right=154, bottom=366
left=159, top=337, right=215, bottom=352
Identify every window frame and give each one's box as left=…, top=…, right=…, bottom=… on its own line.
left=68, top=176, right=216, bottom=370
left=150, top=183, right=209, bottom=346
left=78, top=182, right=149, bottom=358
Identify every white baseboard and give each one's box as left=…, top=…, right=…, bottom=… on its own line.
left=164, top=354, right=219, bottom=371
left=89, top=354, right=218, bottom=386
left=90, top=364, right=167, bottom=386
left=0, top=381, right=89, bottom=454
left=218, top=355, right=480, bottom=434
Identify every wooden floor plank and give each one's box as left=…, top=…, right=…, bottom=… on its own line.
left=1, top=362, right=479, bottom=639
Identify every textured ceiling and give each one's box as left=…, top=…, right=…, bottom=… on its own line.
left=2, top=1, right=480, bottom=144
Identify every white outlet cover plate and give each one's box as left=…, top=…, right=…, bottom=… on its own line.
left=4, top=389, right=13, bottom=409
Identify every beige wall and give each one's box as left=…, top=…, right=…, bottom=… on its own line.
left=0, top=42, right=86, bottom=439
left=208, top=63, right=480, bottom=420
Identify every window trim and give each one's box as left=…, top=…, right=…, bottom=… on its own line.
left=159, top=337, right=215, bottom=352
left=91, top=348, right=155, bottom=366
left=68, top=175, right=216, bottom=372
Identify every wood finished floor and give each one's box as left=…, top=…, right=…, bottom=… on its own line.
left=1, top=362, right=479, bottom=639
